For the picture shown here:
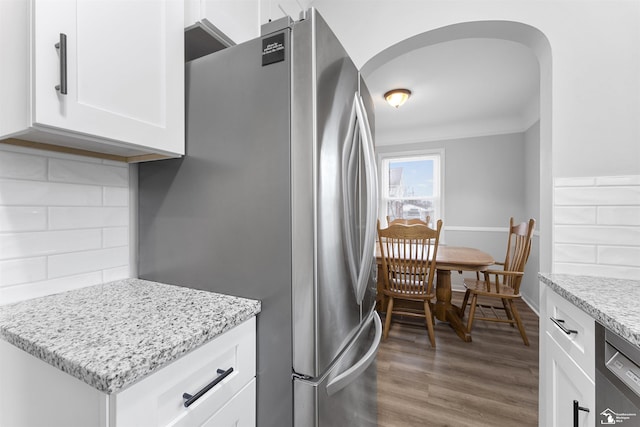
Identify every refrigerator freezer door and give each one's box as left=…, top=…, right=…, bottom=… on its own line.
left=294, top=311, right=381, bottom=427
left=291, top=10, right=362, bottom=377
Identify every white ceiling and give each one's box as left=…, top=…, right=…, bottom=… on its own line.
left=272, top=2, right=542, bottom=145
left=363, top=38, right=540, bottom=145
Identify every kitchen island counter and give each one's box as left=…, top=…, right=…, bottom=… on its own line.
left=539, top=273, right=640, bottom=348
left=0, top=278, right=261, bottom=394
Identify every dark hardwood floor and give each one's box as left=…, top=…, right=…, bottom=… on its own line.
left=377, top=291, right=539, bottom=427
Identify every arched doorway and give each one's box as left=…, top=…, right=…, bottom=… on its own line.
left=361, top=21, right=551, bottom=310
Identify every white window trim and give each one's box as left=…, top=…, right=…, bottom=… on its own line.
left=377, top=148, right=445, bottom=233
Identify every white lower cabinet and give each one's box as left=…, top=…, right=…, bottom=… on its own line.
left=544, top=334, right=595, bottom=427
left=0, top=317, right=256, bottom=427
left=201, top=379, right=256, bottom=427
left=539, top=282, right=595, bottom=427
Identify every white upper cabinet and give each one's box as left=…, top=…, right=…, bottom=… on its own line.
left=0, top=0, right=184, bottom=162
left=185, top=0, right=260, bottom=45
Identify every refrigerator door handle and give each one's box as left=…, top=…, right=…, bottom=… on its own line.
left=326, top=311, right=382, bottom=396
left=354, top=94, right=379, bottom=304
left=341, top=96, right=360, bottom=291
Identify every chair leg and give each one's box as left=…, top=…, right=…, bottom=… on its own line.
left=424, top=300, right=436, bottom=348
left=502, top=298, right=514, bottom=327
left=383, top=297, right=394, bottom=340
left=509, top=300, right=529, bottom=346
left=466, top=294, right=478, bottom=334
left=460, top=289, right=471, bottom=318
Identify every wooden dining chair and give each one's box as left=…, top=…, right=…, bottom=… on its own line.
left=377, top=219, right=443, bottom=347
left=460, top=218, right=536, bottom=345
left=386, top=215, right=431, bottom=227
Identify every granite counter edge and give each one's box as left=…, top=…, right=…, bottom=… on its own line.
left=539, top=273, right=640, bottom=348
left=0, top=303, right=261, bottom=394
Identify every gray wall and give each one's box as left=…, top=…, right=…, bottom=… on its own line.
left=376, top=128, right=541, bottom=310
left=523, top=121, right=541, bottom=311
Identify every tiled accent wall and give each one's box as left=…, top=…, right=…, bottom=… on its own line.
left=0, top=144, right=132, bottom=305
left=554, top=175, right=640, bottom=279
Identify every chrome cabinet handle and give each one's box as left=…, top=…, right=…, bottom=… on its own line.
left=550, top=317, right=578, bottom=335
left=55, top=33, right=67, bottom=95
left=573, top=400, right=589, bottom=427
left=182, top=367, right=233, bottom=407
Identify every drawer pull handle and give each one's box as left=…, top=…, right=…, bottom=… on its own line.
left=573, top=400, right=589, bottom=427
left=550, top=317, right=578, bottom=335
left=54, top=33, right=67, bottom=95
left=182, top=367, right=234, bottom=408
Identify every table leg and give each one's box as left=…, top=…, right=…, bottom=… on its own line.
left=435, top=269, right=472, bottom=342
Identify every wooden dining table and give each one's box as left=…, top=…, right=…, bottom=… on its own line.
left=375, top=245, right=495, bottom=342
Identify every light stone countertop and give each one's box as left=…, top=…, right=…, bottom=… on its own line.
left=539, top=273, right=640, bottom=348
left=0, top=278, right=261, bottom=394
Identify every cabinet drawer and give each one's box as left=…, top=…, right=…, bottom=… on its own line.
left=545, top=289, right=594, bottom=379
left=112, top=317, right=256, bottom=427
left=201, top=378, right=256, bottom=427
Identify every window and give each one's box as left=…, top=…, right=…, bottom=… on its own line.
left=379, top=150, right=443, bottom=228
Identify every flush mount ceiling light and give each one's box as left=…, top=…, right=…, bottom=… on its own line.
left=384, top=89, right=411, bottom=108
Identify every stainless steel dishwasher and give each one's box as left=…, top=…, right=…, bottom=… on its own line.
left=596, top=322, right=640, bottom=426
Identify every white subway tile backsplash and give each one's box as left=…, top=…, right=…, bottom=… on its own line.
left=0, top=143, right=102, bottom=164
left=102, top=159, right=128, bottom=167
left=0, top=151, right=47, bottom=180
left=0, top=229, right=102, bottom=260
left=553, top=174, right=640, bottom=278
left=103, top=227, right=129, bottom=248
left=554, top=262, right=640, bottom=280
left=103, top=266, right=131, bottom=283
left=598, top=246, right=640, bottom=267
left=596, top=176, right=640, bottom=186
left=554, top=177, right=597, bottom=187
left=554, top=244, right=597, bottom=263
left=554, top=206, right=596, bottom=225
left=0, top=179, right=102, bottom=206
left=47, top=247, right=129, bottom=279
left=553, top=176, right=596, bottom=188
left=598, top=206, right=640, bottom=226
left=0, top=258, right=47, bottom=287
left=555, top=186, right=640, bottom=206
left=49, top=207, right=128, bottom=230
left=554, top=225, right=640, bottom=246
left=0, top=207, right=47, bottom=232
left=49, top=159, right=128, bottom=187
left=103, top=187, right=129, bottom=206
left=0, top=146, right=133, bottom=304
left=0, top=272, right=103, bottom=306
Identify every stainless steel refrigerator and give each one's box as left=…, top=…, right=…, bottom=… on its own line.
left=138, top=9, right=381, bottom=427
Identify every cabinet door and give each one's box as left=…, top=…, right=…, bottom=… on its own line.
left=545, top=334, right=595, bottom=427
left=32, top=0, right=184, bottom=155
